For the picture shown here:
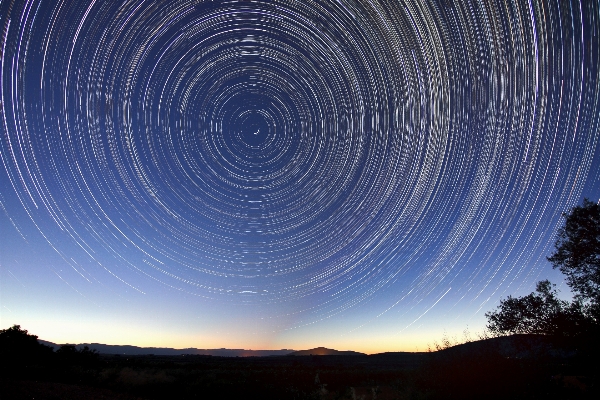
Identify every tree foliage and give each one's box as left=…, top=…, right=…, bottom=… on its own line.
left=485, top=281, right=588, bottom=337
left=548, top=198, right=600, bottom=315
left=0, top=324, right=40, bottom=346
left=1, top=324, right=100, bottom=372
left=486, top=199, right=600, bottom=336
left=0, top=324, right=54, bottom=367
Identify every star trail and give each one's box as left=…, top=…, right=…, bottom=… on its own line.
left=1, top=0, right=599, bottom=351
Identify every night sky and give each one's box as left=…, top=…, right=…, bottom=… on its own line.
left=1, top=0, right=599, bottom=353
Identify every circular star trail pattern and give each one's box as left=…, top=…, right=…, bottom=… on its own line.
left=1, top=1, right=600, bottom=322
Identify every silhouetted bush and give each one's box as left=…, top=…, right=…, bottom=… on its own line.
left=57, top=344, right=100, bottom=368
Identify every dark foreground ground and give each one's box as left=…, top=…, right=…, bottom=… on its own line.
left=1, top=335, right=598, bottom=400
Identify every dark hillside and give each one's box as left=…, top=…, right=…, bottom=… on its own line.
left=3, top=326, right=597, bottom=399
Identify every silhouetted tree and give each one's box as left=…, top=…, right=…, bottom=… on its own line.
left=0, top=324, right=40, bottom=348
left=485, top=280, right=588, bottom=336
left=548, top=198, right=600, bottom=321
left=486, top=199, right=599, bottom=337
left=0, top=324, right=53, bottom=369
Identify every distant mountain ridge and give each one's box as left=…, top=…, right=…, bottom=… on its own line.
left=38, top=334, right=557, bottom=358
left=38, top=341, right=365, bottom=357
left=288, top=347, right=366, bottom=356
left=38, top=340, right=295, bottom=357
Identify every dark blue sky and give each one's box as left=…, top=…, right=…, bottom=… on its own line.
left=1, top=0, right=599, bottom=352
